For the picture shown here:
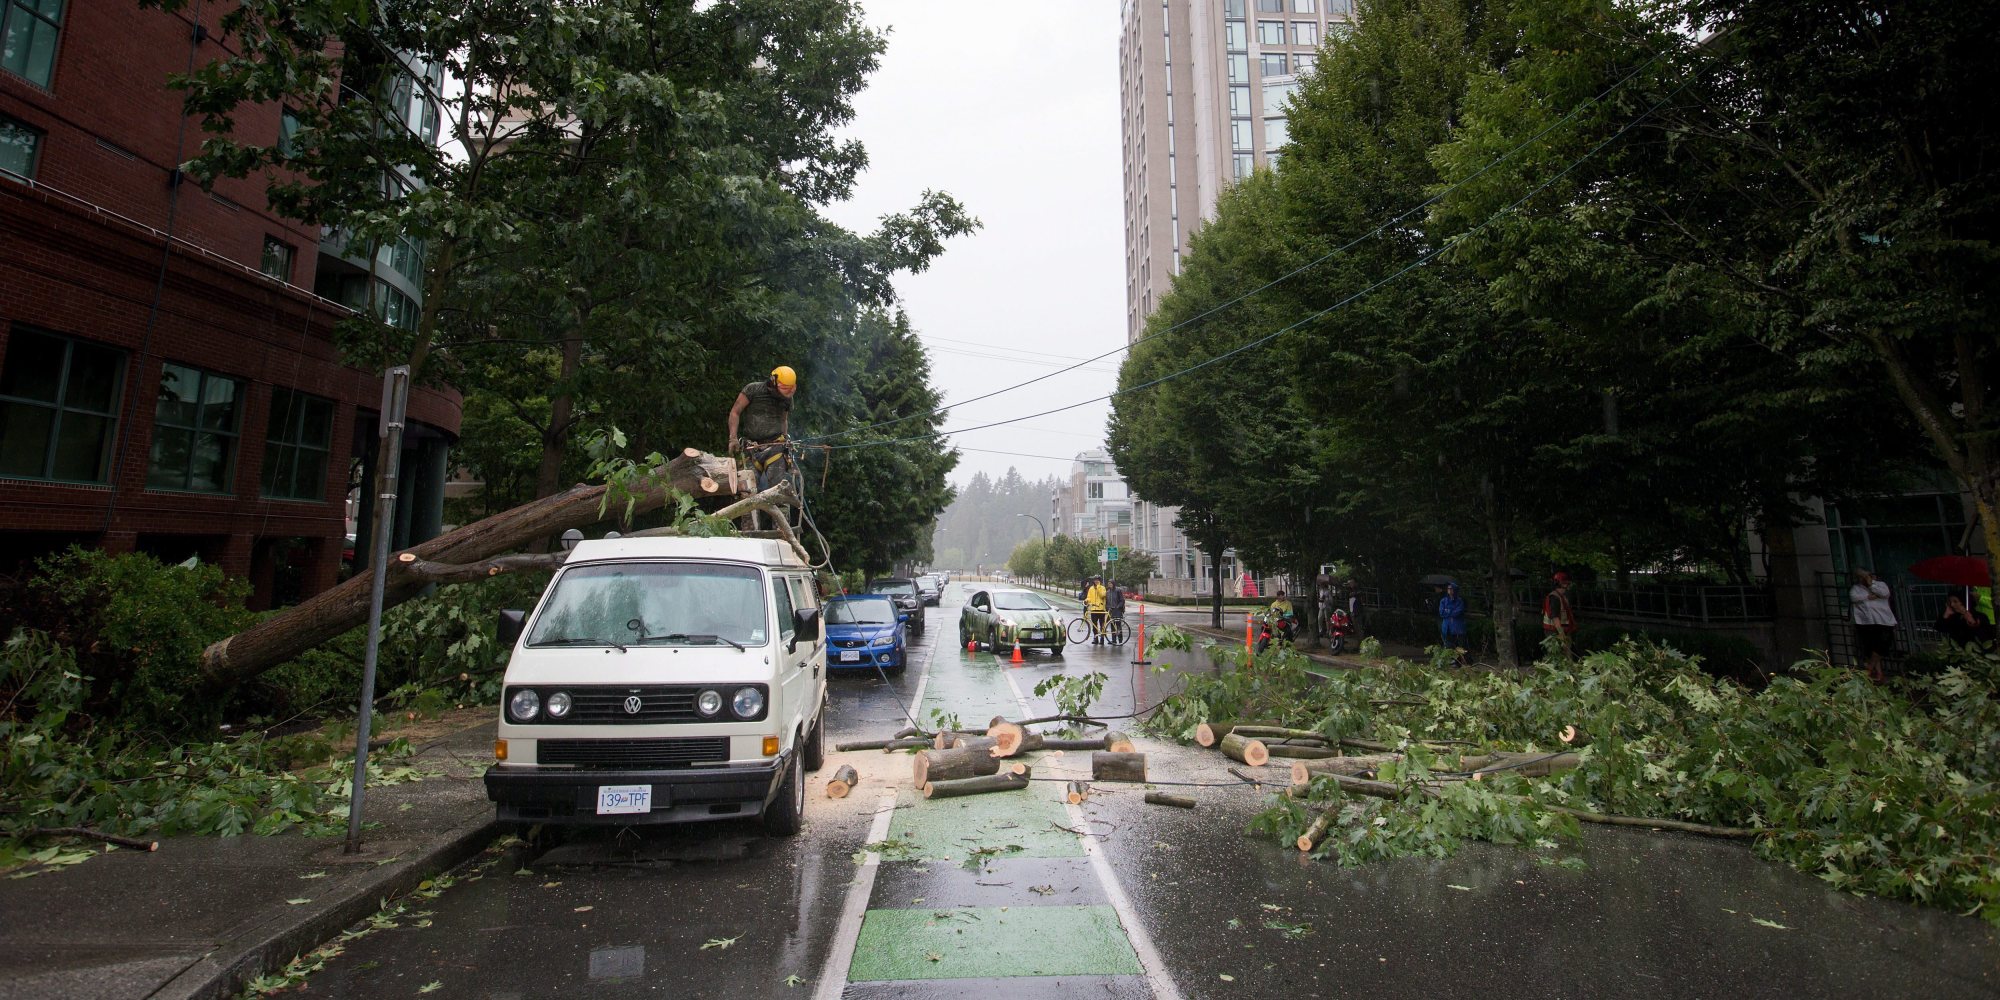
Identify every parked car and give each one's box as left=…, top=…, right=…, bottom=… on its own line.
left=959, top=587, right=1063, bottom=657
left=915, top=574, right=944, bottom=606
left=823, top=595, right=906, bottom=674
left=864, top=577, right=925, bottom=634
left=484, top=537, right=827, bottom=836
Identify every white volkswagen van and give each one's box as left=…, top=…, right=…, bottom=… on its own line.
left=483, top=537, right=827, bottom=835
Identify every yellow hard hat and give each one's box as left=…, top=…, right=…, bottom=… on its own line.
left=771, top=365, right=797, bottom=387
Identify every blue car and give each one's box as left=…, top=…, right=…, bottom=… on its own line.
left=824, top=595, right=907, bottom=674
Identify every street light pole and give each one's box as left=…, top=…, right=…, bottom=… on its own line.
left=1017, top=513, right=1047, bottom=586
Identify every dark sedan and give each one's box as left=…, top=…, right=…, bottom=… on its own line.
left=864, top=577, right=925, bottom=634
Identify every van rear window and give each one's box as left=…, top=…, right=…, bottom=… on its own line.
left=528, top=563, right=767, bottom=648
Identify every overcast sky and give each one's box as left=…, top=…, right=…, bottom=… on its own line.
left=822, top=0, right=1125, bottom=488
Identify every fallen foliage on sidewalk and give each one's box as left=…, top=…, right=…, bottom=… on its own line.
left=1145, top=640, right=2000, bottom=925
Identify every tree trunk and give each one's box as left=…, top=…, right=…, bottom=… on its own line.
left=913, top=746, right=1001, bottom=787
left=534, top=330, right=584, bottom=504
left=1481, top=474, right=1519, bottom=668
left=1218, top=733, right=1269, bottom=766
left=1290, top=754, right=1402, bottom=784
left=1144, top=792, right=1196, bottom=809
left=1262, top=743, right=1339, bottom=760
left=1104, top=731, right=1135, bottom=754
left=1208, top=535, right=1226, bottom=630
left=825, top=764, right=858, bottom=798
left=197, top=455, right=757, bottom=688
left=1195, top=720, right=1282, bottom=747
left=1229, top=726, right=1327, bottom=743
left=1091, top=752, right=1147, bottom=782
left=1296, top=806, right=1340, bottom=852
left=923, top=770, right=1031, bottom=799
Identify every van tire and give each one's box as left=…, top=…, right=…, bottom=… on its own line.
left=803, top=708, right=826, bottom=772
left=764, top=743, right=805, bottom=837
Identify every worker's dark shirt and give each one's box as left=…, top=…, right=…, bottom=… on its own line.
left=739, top=380, right=792, bottom=442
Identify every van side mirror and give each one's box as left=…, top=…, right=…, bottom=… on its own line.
left=790, top=607, right=821, bottom=652
left=497, top=609, right=526, bottom=646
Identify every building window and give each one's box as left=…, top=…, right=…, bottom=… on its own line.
left=261, top=388, right=333, bottom=501
left=1224, top=0, right=1246, bottom=16
left=1228, top=53, right=1249, bottom=83
left=1266, top=117, right=1290, bottom=148
left=1087, top=482, right=1104, bottom=500
left=1295, top=53, right=1318, bottom=75
left=0, top=0, right=64, bottom=89
left=1260, top=52, right=1288, bottom=77
left=148, top=362, right=241, bottom=493
left=1225, top=20, right=1246, bottom=50
left=1257, top=0, right=1284, bottom=11
left=278, top=107, right=302, bottom=157
left=261, top=237, right=296, bottom=282
left=1232, top=119, right=1254, bottom=151
left=0, top=115, right=39, bottom=180
left=1329, top=0, right=1353, bottom=14
left=0, top=328, right=124, bottom=483
left=1292, top=21, right=1319, bottom=45
left=1293, top=0, right=1317, bottom=11
left=1233, top=153, right=1254, bottom=179
left=1230, top=85, right=1254, bottom=117
left=1265, top=81, right=1301, bottom=117
left=1257, top=20, right=1286, bottom=45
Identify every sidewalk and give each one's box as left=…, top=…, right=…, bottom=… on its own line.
left=0, top=719, right=499, bottom=1000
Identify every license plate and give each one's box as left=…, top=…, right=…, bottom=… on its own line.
left=840, top=650, right=860, bottom=662
left=596, top=785, right=652, bottom=815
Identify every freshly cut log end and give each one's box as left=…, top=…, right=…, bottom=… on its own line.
left=1218, top=733, right=1269, bottom=767
left=923, top=769, right=1031, bottom=799
left=913, top=747, right=1000, bottom=787
left=1105, top=731, right=1135, bottom=754
left=1286, top=780, right=1313, bottom=799
left=826, top=764, right=858, bottom=798
left=1144, top=792, right=1196, bottom=809
left=1196, top=720, right=1280, bottom=747
left=1297, top=806, right=1340, bottom=853
left=1091, top=751, right=1147, bottom=783
left=1560, top=725, right=1593, bottom=747
left=1066, top=780, right=1090, bottom=804
left=988, top=720, right=1027, bottom=758
left=1000, top=761, right=1028, bottom=776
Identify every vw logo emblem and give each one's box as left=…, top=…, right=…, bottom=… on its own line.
left=623, top=696, right=643, bottom=715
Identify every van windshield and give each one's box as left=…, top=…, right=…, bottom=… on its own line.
left=528, top=562, right=767, bottom=648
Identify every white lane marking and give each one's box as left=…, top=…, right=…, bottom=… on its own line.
left=1003, top=668, right=1184, bottom=1000
left=814, top=617, right=935, bottom=1000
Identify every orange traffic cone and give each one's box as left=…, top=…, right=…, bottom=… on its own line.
left=1010, top=639, right=1024, bottom=665
left=966, top=638, right=978, bottom=652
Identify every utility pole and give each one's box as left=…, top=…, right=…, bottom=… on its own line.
left=346, top=366, right=409, bottom=854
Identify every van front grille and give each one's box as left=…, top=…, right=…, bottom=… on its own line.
left=537, top=737, right=730, bottom=769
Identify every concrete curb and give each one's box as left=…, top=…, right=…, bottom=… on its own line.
left=148, top=811, right=499, bottom=1000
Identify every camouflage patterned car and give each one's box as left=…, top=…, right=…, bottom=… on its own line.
left=958, top=588, right=1064, bottom=657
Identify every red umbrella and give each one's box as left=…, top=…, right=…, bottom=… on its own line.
left=1908, top=556, right=1993, bottom=587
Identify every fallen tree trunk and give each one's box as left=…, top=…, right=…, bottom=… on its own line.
left=835, top=738, right=928, bottom=752
left=1230, top=726, right=1329, bottom=743
left=198, top=459, right=778, bottom=688
left=934, top=729, right=987, bottom=750
left=825, top=765, right=859, bottom=798
left=1091, top=752, right=1147, bottom=783
left=994, top=733, right=1118, bottom=757
left=924, top=770, right=1031, bottom=799
left=913, top=746, right=1001, bottom=787
left=1307, top=770, right=1763, bottom=839
left=1261, top=743, right=1339, bottom=760
left=1145, top=792, right=1196, bottom=809
left=1464, top=751, right=1580, bottom=779
left=1105, top=731, right=1136, bottom=754
left=1290, top=755, right=1403, bottom=784
left=1218, top=733, right=1269, bottom=767
left=1297, top=807, right=1339, bottom=852
left=987, top=720, right=1026, bottom=756
left=1195, top=720, right=1282, bottom=747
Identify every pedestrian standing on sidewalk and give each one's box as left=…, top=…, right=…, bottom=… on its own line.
left=1438, top=582, right=1469, bottom=666
left=1849, top=568, right=1898, bottom=681
left=1541, top=572, right=1578, bottom=657
left=1085, top=576, right=1109, bottom=644
left=1106, top=581, right=1127, bottom=627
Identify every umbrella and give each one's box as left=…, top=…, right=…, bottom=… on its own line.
left=1418, top=574, right=1457, bottom=586
left=1909, top=556, right=1992, bottom=587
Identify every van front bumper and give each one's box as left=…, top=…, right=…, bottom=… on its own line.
left=484, top=754, right=789, bottom=826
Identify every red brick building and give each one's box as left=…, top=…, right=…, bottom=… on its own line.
left=0, top=1, right=460, bottom=607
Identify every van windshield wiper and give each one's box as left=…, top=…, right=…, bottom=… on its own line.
left=533, top=637, right=627, bottom=651
left=639, top=632, right=746, bottom=651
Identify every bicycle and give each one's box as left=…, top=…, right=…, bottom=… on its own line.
left=1065, top=614, right=1131, bottom=646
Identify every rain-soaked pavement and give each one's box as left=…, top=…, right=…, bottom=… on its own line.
left=294, top=586, right=1997, bottom=998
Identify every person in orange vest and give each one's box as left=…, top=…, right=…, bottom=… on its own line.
left=1542, top=572, right=1579, bottom=656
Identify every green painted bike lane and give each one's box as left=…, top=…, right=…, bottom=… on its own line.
left=821, top=635, right=1162, bottom=999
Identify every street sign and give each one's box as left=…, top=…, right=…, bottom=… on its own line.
left=1103, top=546, right=1119, bottom=562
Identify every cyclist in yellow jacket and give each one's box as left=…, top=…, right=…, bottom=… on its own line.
left=1084, top=577, right=1109, bottom=645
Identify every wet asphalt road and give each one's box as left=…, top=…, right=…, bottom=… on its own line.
left=293, top=586, right=1997, bottom=999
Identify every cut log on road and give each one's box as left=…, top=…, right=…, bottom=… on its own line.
left=1466, top=751, right=1580, bottom=779
left=924, top=769, right=1032, bottom=799
left=196, top=469, right=785, bottom=688
left=826, top=765, right=858, bottom=798
left=1290, top=754, right=1402, bottom=784
left=1559, top=725, right=1593, bottom=747
left=1000, top=760, right=1028, bottom=776
left=1144, top=792, right=1197, bottom=809
left=1066, top=780, right=1091, bottom=804
left=913, top=747, right=1000, bottom=787
left=1105, top=731, right=1136, bottom=754
left=951, top=736, right=1001, bottom=754
left=1042, top=736, right=1115, bottom=752
left=987, top=720, right=1027, bottom=757
left=934, top=729, right=985, bottom=750
left=836, top=738, right=928, bottom=752
left=1230, top=726, right=1329, bottom=744
left=1195, top=720, right=1281, bottom=747
left=1297, top=806, right=1340, bottom=852
left=1218, top=733, right=1269, bottom=767
left=1091, top=752, right=1147, bottom=783
left=1262, top=743, right=1339, bottom=760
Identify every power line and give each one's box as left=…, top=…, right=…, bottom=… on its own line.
left=806, top=50, right=1669, bottom=446
left=827, top=68, right=1698, bottom=453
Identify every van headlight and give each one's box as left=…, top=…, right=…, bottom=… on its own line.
left=696, top=689, right=723, bottom=717
left=545, top=691, right=572, bottom=719
left=731, top=686, right=765, bottom=719
left=508, top=688, right=540, bottom=722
